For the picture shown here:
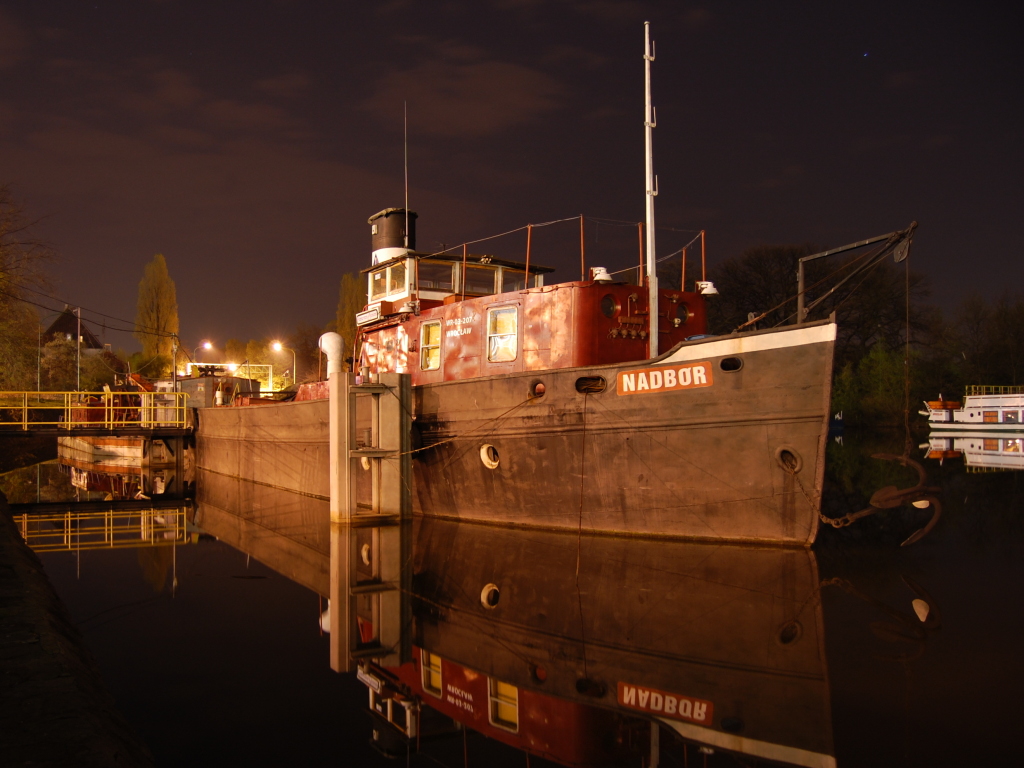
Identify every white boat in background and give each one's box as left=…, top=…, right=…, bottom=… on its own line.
left=920, top=386, right=1024, bottom=431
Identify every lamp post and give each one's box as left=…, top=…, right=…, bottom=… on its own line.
left=193, top=341, right=212, bottom=374
left=271, top=341, right=297, bottom=388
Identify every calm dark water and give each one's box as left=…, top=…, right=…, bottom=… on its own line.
left=7, top=431, right=1024, bottom=767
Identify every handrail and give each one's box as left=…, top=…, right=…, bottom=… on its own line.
left=16, top=506, right=189, bottom=552
left=965, top=385, right=1024, bottom=396
left=0, top=390, right=190, bottom=430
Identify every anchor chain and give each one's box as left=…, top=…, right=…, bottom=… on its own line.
left=820, top=453, right=942, bottom=546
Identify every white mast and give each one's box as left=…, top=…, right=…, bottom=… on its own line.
left=644, top=21, right=658, bottom=357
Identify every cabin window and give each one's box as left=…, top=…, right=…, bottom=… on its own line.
left=983, top=411, right=998, bottom=423
left=501, top=268, right=527, bottom=293
left=983, top=438, right=999, bottom=451
left=464, top=265, right=497, bottom=295
left=369, top=261, right=410, bottom=302
left=421, top=650, right=442, bottom=697
left=487, top=307, right=518, bottom=362
left=488, top=679, right=519, bottom=732
left=1004, top=411, right=1019, bottom=424
left=1006, top=439, right=1022, bottom=453
left=419, top=261, right=454, bottom=292
left=420, top=321, right=441, bottom=371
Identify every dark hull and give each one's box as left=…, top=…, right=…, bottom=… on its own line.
left=411, top=322, right=835, bottom=546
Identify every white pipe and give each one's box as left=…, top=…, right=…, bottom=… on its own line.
left=318, top=332, right=344, bottom=376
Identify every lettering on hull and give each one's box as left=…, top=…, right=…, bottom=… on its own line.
left=617, top=682, right=713, bottom=724
left=616, top=362, right=713, bottom=396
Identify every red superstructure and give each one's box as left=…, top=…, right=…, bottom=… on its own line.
left=361, top=647, right=633, bottom=767
left=353, top=208, right=708, bottom=383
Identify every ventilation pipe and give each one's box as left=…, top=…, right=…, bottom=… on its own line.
left=318, top=332, right=344, bottom=376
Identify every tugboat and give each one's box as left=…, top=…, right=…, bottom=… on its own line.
left=198, top=23, right=845, bottom=546
left=350, top=207, right=837, bottom=545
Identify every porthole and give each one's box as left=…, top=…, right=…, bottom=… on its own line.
left=575, top=678, right=607, bottom=698
left=600, top=295, right=618, bottom=318
left=777, top=621, right=803, bottom=645
left=480, top=444, right=500, bottom=469
left=676, top=303, right=691, bottom=323
left=775, top=446, right=802, bottom=474
left=720, top=357, right=743, bottom=372
left=530, top=381, right=546, bottom=398
left=480, top=583, right=500, bottom=609
left=575, top=376, right=607, bottom=394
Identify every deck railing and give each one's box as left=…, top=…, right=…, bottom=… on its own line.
left=0, top=391, right=189, bottom=430
left=966, top=385, right=1024, bottom=396
left=16, top=507, right=189, bottom=552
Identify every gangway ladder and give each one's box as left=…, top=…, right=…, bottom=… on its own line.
left=328, top=372, right=412, bottom=673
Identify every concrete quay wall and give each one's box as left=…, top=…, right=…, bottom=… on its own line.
left=195, top=399, right=330, bottom=499
left=0, top=493, right=155, bottom=767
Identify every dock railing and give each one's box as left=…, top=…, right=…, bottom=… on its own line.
left=16, top=506, right=189, bottom=552
left=0, top=390, right=190, bottom=431
left=966, top=385, right=1024, bottom=396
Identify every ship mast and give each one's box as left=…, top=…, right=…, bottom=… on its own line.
left=644, top=22, right=658, bottom=357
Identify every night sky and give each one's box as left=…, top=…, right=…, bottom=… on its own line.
left=1, top=1, right=1021, bottom=350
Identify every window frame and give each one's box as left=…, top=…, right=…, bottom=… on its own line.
left=486, top=305, right=519, bottom=363
left=487, top=678, right=519, bottom=732
left=420, top=320, right=442, bottom=371
left=420, top=649, right=443, bottom=698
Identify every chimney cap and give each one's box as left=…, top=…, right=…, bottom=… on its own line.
left=368, top=207, right=417, bottom=225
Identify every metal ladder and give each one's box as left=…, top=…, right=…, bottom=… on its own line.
left=329, top=372, right=411, bottom=673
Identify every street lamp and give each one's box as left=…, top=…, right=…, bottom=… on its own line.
left=193, top=341, right=212, bottom=373
left=271, top=341, right=297, bottom=388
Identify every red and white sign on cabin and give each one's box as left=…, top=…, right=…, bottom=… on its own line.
left=617, top=682, right=713, bottom=724
left=616, top=362, right=713, bottom=396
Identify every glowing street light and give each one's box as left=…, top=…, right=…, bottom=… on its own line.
left=194, top=340, right=213, bottom=362
left=271, top=341, right=297, bottom=387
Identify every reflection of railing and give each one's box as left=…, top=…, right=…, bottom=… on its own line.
left=0, top=391, right=189, bottom=430
left=966, top=385, right=1024, bottom=396
left=15, top=507, right=188, bottom=552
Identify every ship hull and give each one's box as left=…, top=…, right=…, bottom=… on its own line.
left=196, top=322, right=835, bottom=546
left=410, top=322, right=835, bottom=546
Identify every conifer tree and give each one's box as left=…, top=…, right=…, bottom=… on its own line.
left=134, top=253, right=179, bottom=368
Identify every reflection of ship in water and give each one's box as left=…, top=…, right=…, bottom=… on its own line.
left=363, top=519, right=833, bottom=767
left=193, top=468, right=834, bottom=767
left=923, top=431, right=1024, bottom=472
left=57, top=434, right=189, bottom=499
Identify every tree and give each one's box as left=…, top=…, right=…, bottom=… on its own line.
left=0, top=185, right=53, bottom=390
left=336, top=272, right=366, bottom=366
left=134, top=253, right=179, bottom=375
left=706, top=243, right=930, bottom=370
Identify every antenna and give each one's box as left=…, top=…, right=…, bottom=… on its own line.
left=404, top=101, right=409, bottom=249
left=644, top=21, right=659, bottom=358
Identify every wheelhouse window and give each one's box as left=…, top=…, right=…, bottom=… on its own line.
left=487, top=307, right=518, bottom=362
left=420, top=321, right=441, bottom=371
left=369, top=260, right=410, bottom=302
left=500, top=268, right=527, bottom=293
left=421, top=650, right=442, bottom=697
left=488, top=679, right=519, bottom=732
left=418, top=261, right=454, bottom=292
left=464, top=265, right=497, bottom=296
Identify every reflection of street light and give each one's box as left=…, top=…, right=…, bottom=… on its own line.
left=271, top=341, right=297, bottom=387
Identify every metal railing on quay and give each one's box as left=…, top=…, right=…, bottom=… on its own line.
left=16, top=506, right=189, bottom=552
left=0, top=390, right=189, bottom=430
